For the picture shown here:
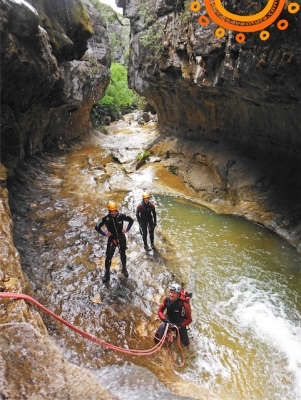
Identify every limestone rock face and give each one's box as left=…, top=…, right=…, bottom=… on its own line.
left=88, top=2, right=130, bottom=65
left=122, top=0, right=301, bottom=163
left=0, top=1, right=115, bottom=397
left=0, top=0, right=111, bottom=172
left=0, top=164, right=116, bottom=399
left=107, top=17, right=130, bottom=65
left=81, top=0, right=111, bottom=67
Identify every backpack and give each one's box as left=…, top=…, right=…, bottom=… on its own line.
left=179, top=289, right=192, bottom=313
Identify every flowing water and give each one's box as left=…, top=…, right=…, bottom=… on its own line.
left=153, top=196, right=301, bottom=400
left=9, top=125, right=301, bottom=400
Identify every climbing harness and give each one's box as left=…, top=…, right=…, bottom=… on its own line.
left=112, top=215, right=122, bottom=253
left=0, top=292, right=186, bottom=366
left=112, top=238, right=121, bottom=253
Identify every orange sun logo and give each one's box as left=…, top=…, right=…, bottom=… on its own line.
left=190, top=0, right=300, bottom=43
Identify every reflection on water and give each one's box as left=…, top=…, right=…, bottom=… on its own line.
left=9, top=148, right=301, bottom=400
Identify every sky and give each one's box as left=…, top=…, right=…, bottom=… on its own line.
left=99, top=0, right=123, bottom=13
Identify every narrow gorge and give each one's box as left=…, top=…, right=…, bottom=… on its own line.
left=1, top=0, right=301, bottom=399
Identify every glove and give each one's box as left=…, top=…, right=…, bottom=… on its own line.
left=163, top=318, right=170, bottom=324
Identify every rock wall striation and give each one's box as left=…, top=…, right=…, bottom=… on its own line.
left=118, top=0, right=301, bottom=162
left=0, top=0, right=111, bottom=173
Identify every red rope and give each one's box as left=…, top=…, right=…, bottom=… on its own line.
left=165, top=326, right=186, bottom=368
left=0, top=292, right=184, bottom=361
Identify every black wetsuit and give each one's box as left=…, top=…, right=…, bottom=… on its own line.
left=136, top=200, right=157, bottom=248
left=154, top=296, right=192, bottom=347
left=95, top=212, right=133, bottom=272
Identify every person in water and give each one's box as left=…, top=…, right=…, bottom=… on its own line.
left=154, top=283, right=192, bottom=348
left=136, top=192, right=157, bottom=251
left=95, top=201, right=134, bottom=283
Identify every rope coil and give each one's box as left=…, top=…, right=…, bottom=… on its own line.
left=0, top=292, right=186, bottom=366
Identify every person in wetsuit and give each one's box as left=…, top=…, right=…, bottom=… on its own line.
left=95, top=201, right=134, bottom=283
left=154, top=283, right=192, bottom=348
left=136, top=192, right=157, bottom=251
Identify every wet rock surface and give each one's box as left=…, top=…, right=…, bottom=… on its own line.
left=0, top=164, right=116, bottom=399
left=1, top=117, right=222, bottom=400
left=0, top=323, right=115, bottom=400
left=1, top=115, right=300, bottom=399
left=104, top=116, right=301, bottom=254
left=148, top=135, right=301, bottom=253
left=0, top=0, right=111, bottom=172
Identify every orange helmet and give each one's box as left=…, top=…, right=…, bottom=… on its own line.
left=142, top=192, right=150, bottom=199
left=108, top=201, right=117, bottom=211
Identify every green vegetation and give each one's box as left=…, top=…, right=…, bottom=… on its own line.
left=138, top=0, right=191, bottom=60
left=181, top=0, right=192, bottom=21
left=99, top=62, right=144, bottom=113
left=137, top=150, right=150, bottom=161
left=91, top=62, right=146, bottom=129
left=138, top=1, right=165, bottom=58
left=92, top=0, right=121, bottom=25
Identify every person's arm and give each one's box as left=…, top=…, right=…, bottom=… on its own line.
left=124, top=215, right=134, bottom=232
left=180, top=303, right=192, bottom=327
left=136, top=205, right=142, bottom=225
left=95, top=218, right=107, bottom=236
left=151, top=204, right=157, bottom=225
left=158, top=297, right=168, bottom=321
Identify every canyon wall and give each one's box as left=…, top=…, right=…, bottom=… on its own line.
left=118, top=0, right=301, bottom=163
left=116, top=0, right=301, bottom=252
left=0, top=164, right=115, bottom=398
left=0, top=1, right=116, bottom=397
left=0, top=0, right=111, bottom=174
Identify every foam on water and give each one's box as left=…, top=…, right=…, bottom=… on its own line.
left=229, top=278, right=301, bottom=398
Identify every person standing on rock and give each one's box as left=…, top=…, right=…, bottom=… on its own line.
left=136, top=192, right=157, bottom=251
left=95, top=201, right=134, bottom=283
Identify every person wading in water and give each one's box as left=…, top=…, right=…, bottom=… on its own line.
left=136, top=192, right=157, bottom=251
left=154, top=283, right=192, bottom=348
left=95, top=201, right=134, bottom=283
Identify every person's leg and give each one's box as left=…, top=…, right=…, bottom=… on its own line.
left=149, top=224, right=155, bottom=249
left=141, top=223, right=151, bottom=250
left=103, top=240, right=115, bottom=282
left=154, top=323, right=166, bottom=343
left=179, top=327, right=190, bottom=347
left=119, top=237, right=128, bottom=277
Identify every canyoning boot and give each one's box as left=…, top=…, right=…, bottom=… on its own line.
left=151, top=243, right=156, bottom=250
left=121, top=266, right=128, bottom=278
left=144, top=245, right=151, bottom=251
left=102, top=267, right=110, bottom=283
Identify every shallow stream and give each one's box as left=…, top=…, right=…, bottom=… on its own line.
left=9, top=124, right=301, bottom=400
